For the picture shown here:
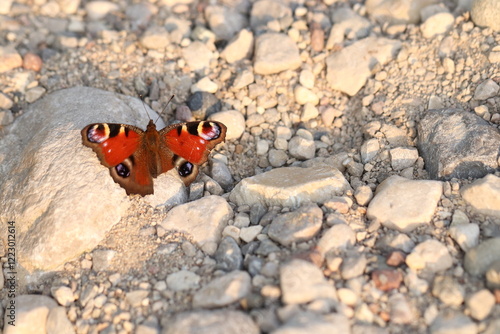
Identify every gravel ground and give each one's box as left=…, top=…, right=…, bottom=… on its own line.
left=1, top=0, right=500, bottom=333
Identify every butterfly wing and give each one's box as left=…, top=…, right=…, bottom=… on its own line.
left=159, top=121, right=227, bottom=185
left=81, top=123, right=154, bottom=196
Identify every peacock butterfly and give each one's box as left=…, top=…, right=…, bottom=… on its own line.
left=81, top=119, right=227, bottom=196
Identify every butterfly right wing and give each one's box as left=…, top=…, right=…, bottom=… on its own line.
left=159, top=121, right=227, bottom=185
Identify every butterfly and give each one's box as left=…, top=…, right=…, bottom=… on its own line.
left=81, top=119, right=227, bottom=196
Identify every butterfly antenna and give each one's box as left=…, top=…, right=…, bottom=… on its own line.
left=139, top=94, right=152, bottom=121
left=155, top=95, right=175, bottom=124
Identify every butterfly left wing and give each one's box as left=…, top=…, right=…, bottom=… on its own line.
left=81, top=123, right=155, bottom=196
left=159, top=121, right=227, bottom=185
left=81, top=123, right=141, bottom=167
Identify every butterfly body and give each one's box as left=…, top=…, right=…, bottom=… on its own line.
left=82, top=120, right=226, bottom=196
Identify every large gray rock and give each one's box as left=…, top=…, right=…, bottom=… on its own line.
left=0, top=87, right=186, bottom=284
left=417, top=108, right=500, bottom=180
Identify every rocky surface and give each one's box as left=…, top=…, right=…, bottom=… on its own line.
left=0, top=0, right=499, bottom=333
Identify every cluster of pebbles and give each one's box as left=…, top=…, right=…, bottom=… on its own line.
left=1, top=0, right=500, bottom=333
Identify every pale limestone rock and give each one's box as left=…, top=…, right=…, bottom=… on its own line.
left=326, top=37, right=401, bottom=96
left=229, top=166, right=351, bottom=208
left=280, top=259, right=337, bottom=304
left=192, top=270, right=251, bottom=308
left=461, top=175, right=500, bottom=218
left=367, top=176, right=442, bottom=232
left=3, top=295, right=57, bottom=334
left=160, top=195, right=232, bottom=255
left=0, top=88, right=175, bottom=282
left=254, top=33, right=301, bottom=75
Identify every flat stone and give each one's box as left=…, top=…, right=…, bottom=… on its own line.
left=46, top=306, right=76, bottom=334
left=0, top=92, right=13, bottom=109
left=421, top=12, right=454, bottom=38
left=140, top=26, right=169, bottom=50
left=221, top=29, right=253, bottom=64
left=464, top=238, right=500, bottom=276
left=4, top=295, right=57, bottom=334
left=230, top=166, right=351, bottom=208
left=182, top=41, right=214, bottom=72
left=191, top=77, right=218, bottom=94
left=273, top=312, right=350, bottom=334
left=288, top=135, right=315, bottom=160
left=317, top=223, right=356, bottom=255
left=92, top=249, right=116, bottom=271
left=430, top=310, right=477, bottom=334
left=460, top=174, right=500, bottom=218
left=240, top=225, right=263, bottom=243
left=126, top=290, right=149, bottom=307
left=51, top=286, right=75, bottom=307
left=361, top=139, right=380, bottom=163
left=192, top=270, right=251, bottom=308
left=166, top=270, right=200, bottom=291
left=268, top=204, right=323, bottom=246
left=160, top=196, right=232, bottom=255
left=0, top=46, right=23, bottom=73
left=354, top=185, right=373, bottom=206
left=25, top=86, right=46, bottom=103
left=250, top=0, right=292, bottom=29
left=486, top=261, right=500, bottom=289
left=280, top=259, right=337, bottom=304
left=232, top=69, right=254, bottom=90
left=389, top=147, right=419, bottom=171
left=326, top=37, right=401, bottom=96
left=341, top=253, right=367, bottom=280
left=366, top=0, right=440, bottom=25
left=294, top=85, right=319, bottom=106
left=418, top=108, right=500, bottom=180
left=449, top=223, right=479, bottom=252
left=466, top=289, right=495, bottom=321
left=366, top=176, right=442, bottom=232
left=299, top=69, right=315, bottom=89
left=254, top=33, right=301, bottom=75
left=431, top=275, right=464, bottom=307
left=0, top=0, right=13, bottom=14
left=406, top=239, right=453, bottom=273
left=163, top=310, right=259, bottom=334
left=381, top=124, right=410, bottom=147
left=389, top=293, right=414, bottom=324
left=126, top=3, right=157, bottom=29
left=474, top=79, right=500, bottom=100
left=215, top=236, right=242, bottom=271
left=328, top=7, right=371, bottom=46
left=268, top=149, right=288, bottom=167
